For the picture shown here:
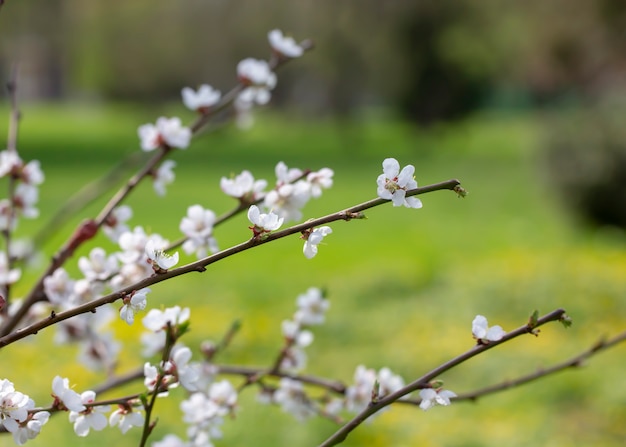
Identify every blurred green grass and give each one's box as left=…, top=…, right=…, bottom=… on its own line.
left=1, top=104, right=625, bottom=446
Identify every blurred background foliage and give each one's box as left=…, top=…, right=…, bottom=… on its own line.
left=0, top=1, right=625, bottom=446
left=2, top=0, right=626, bottom=227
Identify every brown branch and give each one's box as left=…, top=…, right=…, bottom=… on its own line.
left=318, top=309, right=568, bottom=447
left=0, top=179, right=462, bottom=348
left=451, top=328, right=626, bottom=403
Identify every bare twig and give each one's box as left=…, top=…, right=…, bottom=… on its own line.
left=452, top=328, right=626, bottom=402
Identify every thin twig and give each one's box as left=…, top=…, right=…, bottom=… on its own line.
left=452, top=328, right=626, bottom=402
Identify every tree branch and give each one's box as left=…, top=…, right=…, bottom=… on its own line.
left=317, top=308, right=567, bottom=447
left=0, top=179, right=462, bottom=348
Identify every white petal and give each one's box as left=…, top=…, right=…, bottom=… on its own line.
left=382, top=158, right=400, bottom=178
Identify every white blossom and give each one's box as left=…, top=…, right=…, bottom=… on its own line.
left=281, top=320, right=313, bottom=347
left=236, top=58, right=277, bottom=105
left=0, top=252, right=21, bottom=286
left=303, top=226, right=333, bottom=259
left=237, top=58, right=276, bottom=87
left=12, top=410, right=49, bottom=445
left=68, top=390, right=110, bottom=437
left=345, top=365, right=377, bottom=413
left=472, top=315, right=506, bottom=342
left=171, top=345, right=200, bottom=391
left=419, top=388, right=457, bottom=410
left=145, top=239, right=179, bottom=271
left=179, top=205, right=219, bottom=258
left=0, top=150, right=22, bottom=177
left=143, top=306, right=190, bottom=332
left=376, top=158, right=422, bottom=208
left=78, top=247, right=118, bottom=281
left=22, top=160, right=44, bottom=185
left=14, top=183, right=40, bottom=218
left=153, top=160, right=176, bottom=196
left=306, top=168, right=334, bottom=198
left=0, top=200, right=16, bottom=231
left=120, top=288, right=150, bottom=325
left=263, top=182, right=311, bottom=222
left=0, top=379, right=31, bottom=433
left=43, top=268, right=74, bottom=306
left=51, top=376, right=86, bottom=413
left=220, top=170, right=267, bottom=201
left=273, top=378, right=316, bottom=421
left=208, top=380, right=237, bottom=416
left=138, top=117, right=191, bottom=151
left=294, top=287, right=329, bottom=326
left=247, top=205, right=284, bottom=234
left=109, top=407, right=144, bottom=434
left=182, top=84, right=221, bottom=112
left=268, top=29, right=304, bottom=58
left=377, top=367, right=405, bottom=397
left=116, top=226, right=150, bottom=264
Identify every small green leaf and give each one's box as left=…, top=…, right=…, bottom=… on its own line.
left=528, top=310, right=539, bottom=328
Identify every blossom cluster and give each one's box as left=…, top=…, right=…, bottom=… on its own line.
left=0, top=379, right=48, bottom=445
left=0, top=150, right=44, bottom=297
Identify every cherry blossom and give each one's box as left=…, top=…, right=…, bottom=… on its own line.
left=247, top=205, right=284, bottom=236
left=51, top=376, right=86, bottom=413
left=153, top=160, right=176, bottom=196
left=170, top=345, right=200, bottom=391
left=78, top=247, right=118, bottom=281
left=0, top=379, right=31, bottom=433
left=376, top=157, right=422, bottom=208
left=138, top=117, right=191, bottom=151
left=418, top=388, right=457, bottom=410
left=68, top=390, right=110, bottom=436
left=294, top=287, right=330, bottom=325
left=208, top=380, right=238, bottom=416
left=179, top=205, right=219, bottom=258
left=236, top=58, right=277, bottom=105
left=0, top=252, right=21, bottom=287
left=109, top=406, right=144, bottom=434
left=119, top=288, right=150, bottom=325
left=14, top=183, right=40, bottom=218
left=303, top=226, right=333, bottom=259
left=43, top=268, right=75, bottom=306
left=377, top=367, right=405, bottom=397
left=306, top=167, right=334, bottom=198
left=12, top=410, right=49, bottom=445
left=237, top=58, right=276, bottom=87
left=220, top=170, right=267, bottom=201
left=116, top=226, right=150, bottom=264
left=0, top=150, right=22, bottom=177
left=21, top=160, right=44, bottom=185
left=181, top=84, right=221, bottom=112
left=273, top=378, right=316, bottom=421
left=143, top=306, right=191, bottom=332
left=268, top=29, right=304, bottom=58
left=472, top=315, right=506, bottom=342
left=145, top=239, right=179, bottom=272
